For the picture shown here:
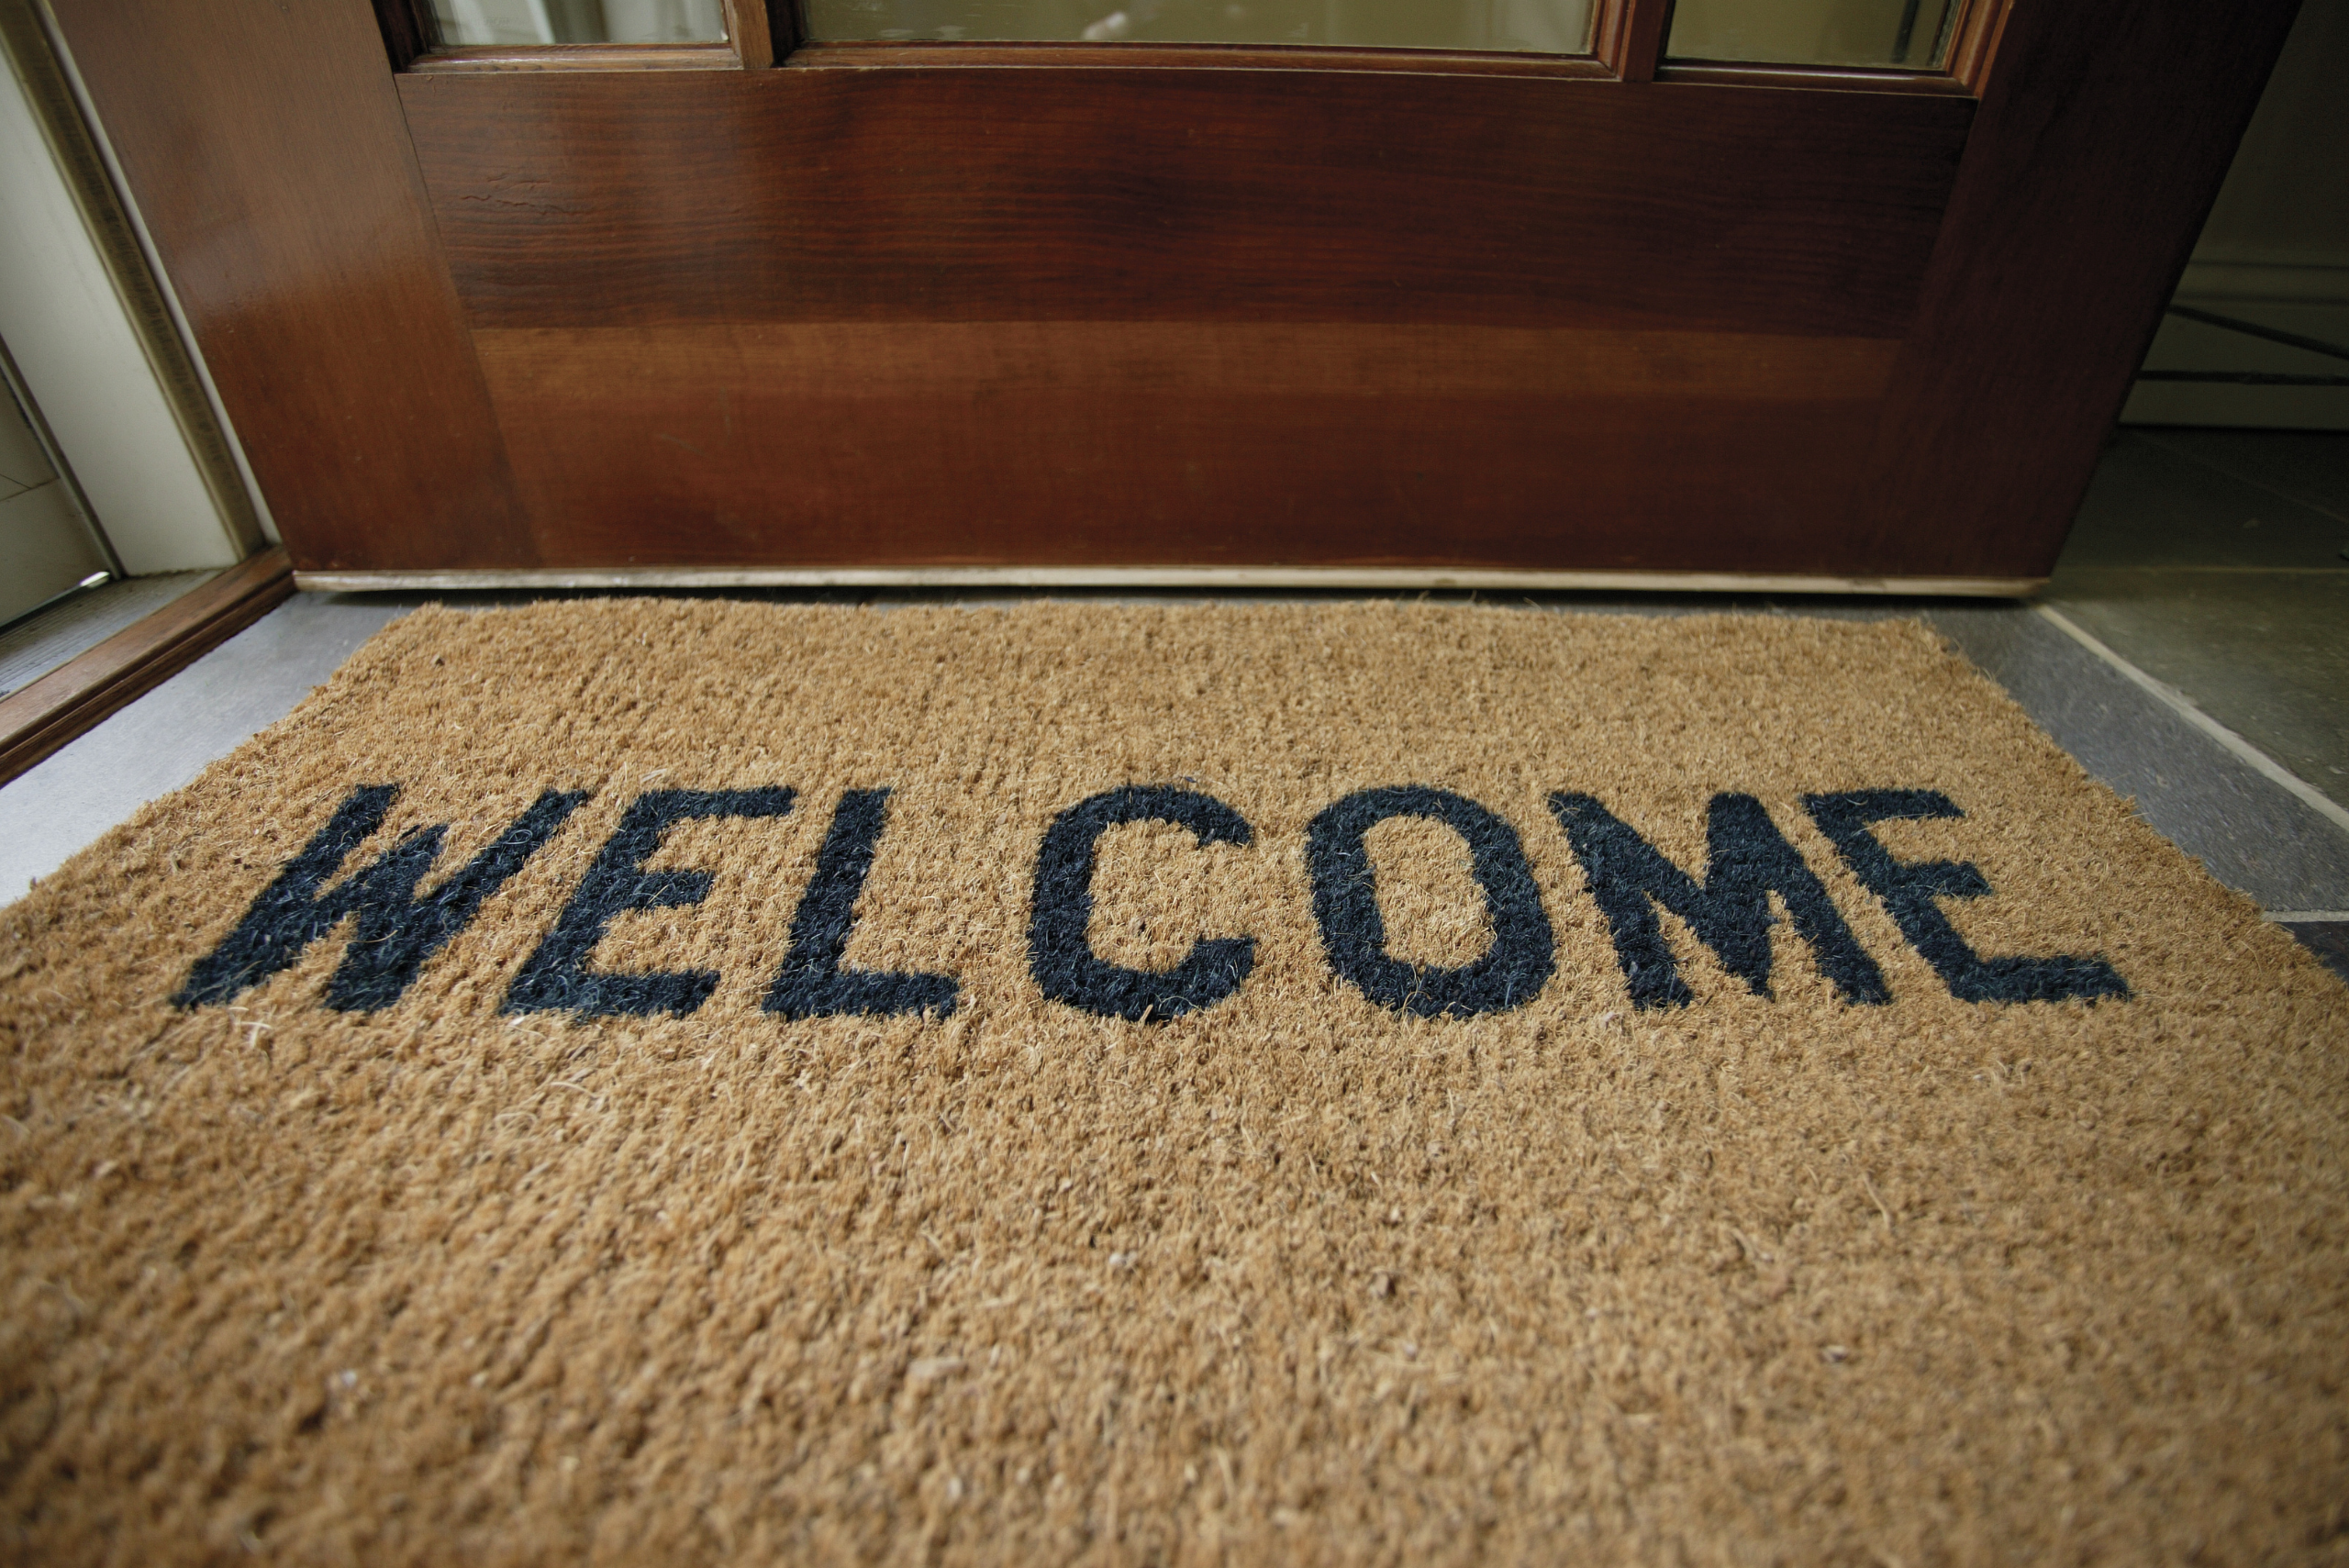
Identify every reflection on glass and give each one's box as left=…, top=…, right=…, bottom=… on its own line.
left=1665, top=0, right=1957, bottom=67
left=805, top=0, right=1594, bottom=53
left=429, top=0, right=727, bottom=46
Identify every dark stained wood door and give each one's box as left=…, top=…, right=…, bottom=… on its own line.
left=47, top=0, right=2300, bottom=592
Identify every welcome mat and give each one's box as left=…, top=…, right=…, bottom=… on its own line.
left=4, top=601, right=2343, bottom=1563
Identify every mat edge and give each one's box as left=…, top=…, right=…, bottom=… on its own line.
left=295, top=567, right=2048, bottom=598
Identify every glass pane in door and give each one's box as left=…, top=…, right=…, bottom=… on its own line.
left=805, top=0, right=1594, bottom=53
left=1665, top=0, right=1958, bottom=67
left=429, top=0, right=728, bottom=46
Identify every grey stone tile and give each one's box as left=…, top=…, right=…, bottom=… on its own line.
left=2120, top=303, right=2349, bottom=430
left=2283, top=920, right=2349, bottom=984
left=1926, top=603, right=2349, bottom=912
left=2137, top=428, right=2349, bottom=529
left=2043, top=569, right=2349, bottom=795
left=2039, top=427, right=2348, bottom=819
left=2061, top=430, right=2349, bottom=571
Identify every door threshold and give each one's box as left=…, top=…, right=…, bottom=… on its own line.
left=0, top=548, right=293, bottom=785
left=296, top=566, right=2046, bottom=599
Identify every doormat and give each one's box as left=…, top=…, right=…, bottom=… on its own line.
left=4, top=601, right=2344, bottom=1564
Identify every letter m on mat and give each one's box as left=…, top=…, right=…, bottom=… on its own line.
left=1550, top=792, right=1889, bottom=1010
left=173, top=784, right=586, bottom=1013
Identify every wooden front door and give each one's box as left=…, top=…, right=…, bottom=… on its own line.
left=47, top=0, right=2297, bottom=593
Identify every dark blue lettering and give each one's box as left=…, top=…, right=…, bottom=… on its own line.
left=174, top=784, right=588, bottom=1012
left=764, top=788, right=958, bottom=1019
left=1803, top=789, right=2128, bottom=1004
left=1550, top=792, right=1888, bottom=1009
left=504, top=787, right=795, bottom=1018
left=1307, top=786, right=1554, bottom=1017
left=1029, top=786, right=1257, bottom=1023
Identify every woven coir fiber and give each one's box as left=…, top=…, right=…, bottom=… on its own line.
left=4, top=601, right=2345, bottom=1565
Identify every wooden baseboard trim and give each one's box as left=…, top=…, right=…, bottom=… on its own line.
left=0, top=546, right=294, bottom=785
left=296, top=565, right=2047, bottom=598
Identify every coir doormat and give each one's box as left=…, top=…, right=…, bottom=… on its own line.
left=4, top=601, right=2344, bottom=1564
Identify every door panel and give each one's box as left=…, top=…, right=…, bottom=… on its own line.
left=49, top=0, right=534, bottom=573
left=399, top=69, right=1970, bottom=335
left=44, top=0, right=2303, bottom=589
left=400, top=66, right=1962, bottom=572
left=479, top=322, right=1890, bottom=568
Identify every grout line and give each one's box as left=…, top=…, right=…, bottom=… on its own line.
left=2166, top=302, right=2349, bottom=365
left=2033, top=604, right=2349, bottom=838
left=2266, top=910, right=2349, bottom=923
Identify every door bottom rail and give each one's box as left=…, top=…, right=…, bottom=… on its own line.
left=294, top=565, right=2046, bottom=598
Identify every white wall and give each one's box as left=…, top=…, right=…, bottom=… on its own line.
left=0, top=12, right=244, bottom=573
left=2179, top=0, right=2349, bottom=304
left=2121, top=0, right=2349, bottom=428
left=0, top=368, right=109, bottom=621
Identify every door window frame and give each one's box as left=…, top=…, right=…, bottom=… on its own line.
left=373, top=0, right=2001, bottom=92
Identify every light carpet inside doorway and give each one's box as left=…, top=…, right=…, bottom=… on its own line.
left=4, top=600, right=2344, bottom=1564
